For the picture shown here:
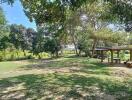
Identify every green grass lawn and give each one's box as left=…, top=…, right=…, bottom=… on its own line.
left=0, top=56, right=132, bottom=100
left=0, top=61, right=21, bottom=72
left=0, top=61, right=30, bottom=73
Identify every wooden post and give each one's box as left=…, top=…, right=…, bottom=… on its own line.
left=101, top=50, right=103, bottom=62
left=130, top=50, right=132, bottom=61
left=111, top=50, right=113, bottom=63
left=117, top=50, right=120, bottom=63
left=117, top=50, right=120, bottom=58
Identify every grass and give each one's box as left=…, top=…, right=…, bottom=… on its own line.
left=0, top=56, right=132, bottom=100
left=0, top=61, right=21, bottom=72
left=0, top=60, right=32, bottom=72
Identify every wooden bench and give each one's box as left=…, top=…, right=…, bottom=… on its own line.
left=113, top=58, right=121, bottom=63
left=108, top=57, right=121, bottom=63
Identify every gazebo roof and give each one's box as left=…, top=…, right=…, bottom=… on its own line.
left=96, top=45, right=132, bottom=51
left=109, top=45, right=132, bottom=50
left=95, top=48, right=109, bottom=51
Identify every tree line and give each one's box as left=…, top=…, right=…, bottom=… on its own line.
left=0, top=8, right=62, bottom=60
left=0, top=0, right=132, bottom=60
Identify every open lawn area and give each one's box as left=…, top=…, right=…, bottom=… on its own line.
left=0, top=56, right=132, bottom=100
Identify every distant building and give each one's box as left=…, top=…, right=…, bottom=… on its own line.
left=62, top=44, right=75, bottom=50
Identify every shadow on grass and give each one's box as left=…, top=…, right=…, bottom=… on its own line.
left=19, top=57, right=111, bottom=76
left=25, top=57, right=102, bottom=69
left=78, top=62, right=111, bottom=75
left=0, top=74, right=131, bottom=100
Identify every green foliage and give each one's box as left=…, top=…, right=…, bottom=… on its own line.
left=0, top=36, right=9, bottom=50
left=9, top=24, right=21, bottom=49
left=0, top=8, right=10, bottom=51
left=0, top=7, right=9, bottom=39
left=106, top=0, right=132, bottom=23
left=31, top=29, right=45, bottom=56
left=9, top=24, right=36, bottom=57
left=0, top=50, right=27, bottom=61
left=20, top=0, right=97, bottom=25
left=77, top=31, right=93, bottom=56
left=0, top=55, right=4, bottom=61
left=0, top=7, right=6, bottom=25
left=120, top=51, right=125, bottom=61
left=7, top=0, right=132, bottom=28
left=10, top=24, right=26, bottom=49
left=44, top=37, right=61, bottom=57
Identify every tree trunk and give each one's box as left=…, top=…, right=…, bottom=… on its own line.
left=71, top=32, right=79, bottom=56
left=55, top=51, right=59, bottom=58
left=3, top=49, right=6, bottom=59
left=91, top=39, right=97, bottom=57
left=60, top=49, right=63, bottom=56
left=16, top=50, right=19, bottom=58
left=70, top=24, right=79, bottom=56
left=23, top=50, right=26, bottom=57
left=38, top=54, right=41, bottom=59
left=78, top=50, right=81, bottom=56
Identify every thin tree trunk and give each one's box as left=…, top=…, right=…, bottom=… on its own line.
left=38, top=54, right=41, bottom=59
left=23, top=50, right=26, bottom=57
left=40, top=53, right=43, bottom=59
left=79, top=50, right=81, bottom=56
left=92, top=39, right=97, bottom=57
left=73, top=37, right=79, bottom=56
left=3, top=49, right=6, bottom=60
left=61, top=49, right=63, bottom=56
left=56, top=51, right=59, bottom=58
left=16, top=50, right=19, bottom=58
left=70, top=29, right=79, bottom=56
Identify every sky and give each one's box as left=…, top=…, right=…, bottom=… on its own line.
left=0, top=0, right=36, bottom=30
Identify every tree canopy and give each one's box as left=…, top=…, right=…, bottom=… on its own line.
left=0, top=7, right=6, bottom=25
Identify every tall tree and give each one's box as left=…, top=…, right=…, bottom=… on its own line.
left=31, top=27, right=45, bottom=57
left=0, top=7, right=9, bottom=39
left=0, top=7, right=10, bottom=58
left=0, top=7, right=6, bottom=25
left=9, top=24, right=35, bottom=56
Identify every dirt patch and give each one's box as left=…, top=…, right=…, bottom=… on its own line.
left=13, top=60, right=30, bottom=65
left=111, top=68, right=132, bottom=77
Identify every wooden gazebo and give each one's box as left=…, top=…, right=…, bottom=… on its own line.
left=95, top=46, right=132, bottom=63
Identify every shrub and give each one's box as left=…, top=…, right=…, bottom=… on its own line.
left=27, top=55, right=34, bottom=59
left=0, top=55, right=4, bottom=62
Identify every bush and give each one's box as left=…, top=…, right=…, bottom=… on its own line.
left=0, top=55, right=4, bottom=62
left=27, top=55, right=34, bottom=59
left=44, top=38, right=61, bottom=57
left=120, top=51, right=125, bottom=61
left=43, top=52, right=50, bottom=58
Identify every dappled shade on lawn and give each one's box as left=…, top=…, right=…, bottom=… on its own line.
left=0, top=73, right=132, bottom=100
left=0, top=57, right=132, bottom=100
